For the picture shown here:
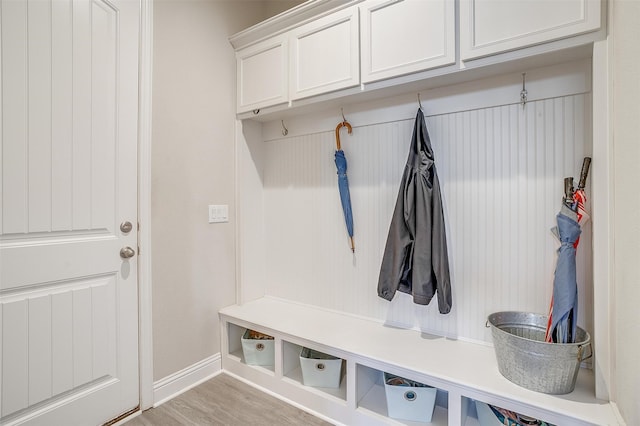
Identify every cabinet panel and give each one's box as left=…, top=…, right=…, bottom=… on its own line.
left=361, top=0, right=455, bottom=83
left=236, top=35, right=288, bottom=113
left=460, top=0, right=601, bottom=60
left=289, top=6, right=359, bottom=100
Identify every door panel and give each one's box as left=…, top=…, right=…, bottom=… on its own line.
left=52, top=0, right=74, bottom=233
left=1, top=0, right=119, bottom=236
left=0, top=0, right=139, bottom=424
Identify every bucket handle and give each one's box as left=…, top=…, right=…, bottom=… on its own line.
left=578, top=342, right=593, bottom=362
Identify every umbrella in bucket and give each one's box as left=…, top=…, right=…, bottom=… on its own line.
left=334, top=119, right=355, bottom=252
left=545, top=158, right=591, bottom=343
left=572, top=157, right=592, bottom=247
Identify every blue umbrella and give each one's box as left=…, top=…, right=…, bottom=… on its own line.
left=335, top=121, right=354, bottom=252
left=548, top=204, right=581, bottom=343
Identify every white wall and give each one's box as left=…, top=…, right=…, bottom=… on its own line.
left=151, top=0, right=280, bottom=381
left=611, top=1, right=640, bottom=424
left=263, top=0, right=306, bottom=18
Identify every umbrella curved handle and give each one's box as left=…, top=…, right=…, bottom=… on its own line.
left=335, top=121, right=352, bottom=150
left=578, top=157, right=591, bottom=190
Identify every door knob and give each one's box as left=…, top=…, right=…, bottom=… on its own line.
left=120, top=221, right=133, bottom=233
left=120, top=247, right=136, bottom=259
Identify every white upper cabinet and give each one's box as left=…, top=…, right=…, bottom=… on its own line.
left=236, top=34, right=289, bottom=113
left=232, top=0, right=604, bottom=116
left=360, top=0, right=455, bottom=84
left=289, top=6, right=360, bottom=100
left=460, top=0, right=602, bottom=60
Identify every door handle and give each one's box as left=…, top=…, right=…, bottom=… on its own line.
left=120, top=247, right=136, bottom=259
left=120, top=221, right=134, bottom=233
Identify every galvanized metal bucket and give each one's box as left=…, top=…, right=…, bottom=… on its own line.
left=486, top=311, right=592, bottom=394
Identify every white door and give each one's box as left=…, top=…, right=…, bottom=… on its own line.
left=0, top=0, right=140, bottom=425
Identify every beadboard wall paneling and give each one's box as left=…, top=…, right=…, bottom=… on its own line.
left=259, top=94, right=592, bottom=343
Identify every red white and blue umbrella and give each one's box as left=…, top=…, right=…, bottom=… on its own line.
left=545, top=158, right=591, bottom=343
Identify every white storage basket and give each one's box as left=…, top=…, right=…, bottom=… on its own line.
left=241, top=329, right=275, bottom=366
left=299, top=347, right=343, bottom=388
left=474, top=400, right=551, bottom=426
left=475, top=401, right=506, bottom=426
left=383, top=373, right=436, bottom=423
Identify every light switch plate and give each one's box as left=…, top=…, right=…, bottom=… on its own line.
left=208, top=204, right=229, bottom=223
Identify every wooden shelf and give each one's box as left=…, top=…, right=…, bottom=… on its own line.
left=220, top=297, right=619, bottom=425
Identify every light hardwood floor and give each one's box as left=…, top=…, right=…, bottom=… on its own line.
left=124, top=373, right=333, bottom=426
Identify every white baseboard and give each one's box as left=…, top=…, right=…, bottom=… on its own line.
left=153, top=354, right=222, bottom=407
left=610, top=402, right=629, bottom=426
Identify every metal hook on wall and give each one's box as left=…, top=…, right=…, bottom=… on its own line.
left=281, top=120, right=288, bottom=136
left=418, top=93, right=423, bottom=110
left=520, top=73, right=528, bottom=109
left=335, top=110, right=352, bottom=151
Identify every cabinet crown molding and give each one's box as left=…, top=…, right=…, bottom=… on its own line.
left=229, top=0, right=358, bottom=50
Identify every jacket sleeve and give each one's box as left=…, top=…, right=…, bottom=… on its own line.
left=377, top=168, right=414, bottom=301
left=409, top=161, right=434, bottom=307
left=431, top=171, right=452, bottom=314
left=410, top=120, right=452, bottom=313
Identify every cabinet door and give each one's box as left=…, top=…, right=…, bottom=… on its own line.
left=236, top=35, right=288, bottom=113
left=289, top=6, right=359, bottom=100
left=361, top=0, right=455, bottom=84
left=460, top=0, right=602, bottom=60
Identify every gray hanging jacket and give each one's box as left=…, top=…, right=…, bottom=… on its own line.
left=377, top=108, right=452, bottom=314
